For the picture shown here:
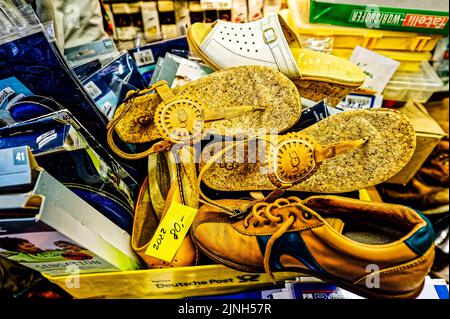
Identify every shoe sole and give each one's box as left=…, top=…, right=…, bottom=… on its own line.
left=192, top=235, right=425, bottom=299
left=113, top=64, right=302, bottom=144
left=187, top=27, right=361, bottom=107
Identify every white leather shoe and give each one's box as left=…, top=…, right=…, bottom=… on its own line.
left=187, top=14, right=365, bottom=106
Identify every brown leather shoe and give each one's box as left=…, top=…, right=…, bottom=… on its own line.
left=380, top=177, right=449, bottom=214
left=380, top=138, right=449, bottom=214
left=192, top=196, right=435, bottom=298
left=419, top=139, right=449, bottom=186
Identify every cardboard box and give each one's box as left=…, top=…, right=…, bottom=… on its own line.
left=0, top=110, right=138, bottom=224
left=0, top=148, right=142, bottom=276
left=386, top=101, right=447, bottom=185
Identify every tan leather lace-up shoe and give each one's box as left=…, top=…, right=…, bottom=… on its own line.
left=192, top=196, right=435, bottom=298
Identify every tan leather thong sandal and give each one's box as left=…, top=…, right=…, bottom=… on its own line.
left=107, top=65, right=301, bottom=160
left=187, top=14, right=365, bottom=106
left=198, top=109, right=416, bottom=199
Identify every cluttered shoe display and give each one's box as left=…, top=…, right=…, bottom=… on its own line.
left=0, top=0, right=448, bottom=301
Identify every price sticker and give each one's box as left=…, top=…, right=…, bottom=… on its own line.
left=145, top=201, right=198, bottom=262
left=133, top=49, right=155, bottom=67
left=0, top=146, right=37, bottom=190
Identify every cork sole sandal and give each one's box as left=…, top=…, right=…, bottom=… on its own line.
left=107, top=66, right=302, bottom=160
left=199, top=109, right=416, bottom=194
left=187, top=14, right=365, bottom=106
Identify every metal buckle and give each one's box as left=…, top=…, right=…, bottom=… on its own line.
left=263, top=27, right=277, bottom=44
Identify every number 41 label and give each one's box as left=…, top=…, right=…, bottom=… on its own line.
left=13, top=148, right=28, bottom=165
left=145, top=201, right=198, bottom=262
left=0, top=146, right=35, bottom=190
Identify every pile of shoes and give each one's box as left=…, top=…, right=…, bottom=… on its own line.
left=380, top=98, right=449, bottom=283
left=105, top=14, right=439, bottom=299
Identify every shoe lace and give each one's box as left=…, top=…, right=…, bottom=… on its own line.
left=243, top=196, right=310, bottom=282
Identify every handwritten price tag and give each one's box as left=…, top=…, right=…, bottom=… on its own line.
left=145, top=201, right=198, bottom=262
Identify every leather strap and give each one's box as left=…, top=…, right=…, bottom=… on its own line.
left=106, top=81, right=173, bottom=160
left=315, top=138, right=368, bottom=162
left=260, top=15, right=301, bottom=78
left=171, top=148, right=187, bottom=206
left=198, top=138, right=253, bottom=214
left=203, top=106, right=266, bottom=121
left=108, top=80, right=268, bottom=159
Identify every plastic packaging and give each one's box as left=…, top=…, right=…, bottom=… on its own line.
left=308, top=0, right=449, bottom=35
left=332, top=48, right=432, bottom=72
left=0, top=24, right=121, bottom=163
left=0, top=1, right=40, bottom=35
left=175, top=0, right=191, bottom=35
left=299, top=36, right=334, bottom=54
left=45, top=265, right=300, bottom=299
left=82, top=51, right=148, bottom=120
left=284, top=0, right=442, bottom=52
left=0, top=2, right=41, bottom=42
left=64, top=38, right=119, bottom=69
left=129, top=36, right=190, bottom=84
left=383, top=61, right=443, bottom=103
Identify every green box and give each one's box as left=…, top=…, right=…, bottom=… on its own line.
left=309, top=0, right=449, bottom=35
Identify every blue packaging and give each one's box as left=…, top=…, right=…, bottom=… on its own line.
left=0, top=110, right=138, bottom=234
left=0, top=28, right=110, bottom=149
left=129, top=36, right=190, bottom=84
left=72, top=59, right=103, bottom=82
left=291, top=100, right=332, bottom=131
left=0, top=77, right=33, bottom=110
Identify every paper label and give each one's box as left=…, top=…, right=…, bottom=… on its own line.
left=349, top=46, right=400, bottom=93
left=96, top=91, right=119, bottom=120
left=248, top=0, right=264, bottom=21
left=49, top=111, right=80, bottom=129
left=201, top=0, right=217, bottom=10
left=84, top=81, right=102, bottom=100
left=358, top=189, right=371, bottom=201
left=37, top=130, right=57, bottom=149
left=231, top=0, right=248, bottom=22
left=161, top=24, right=178, bottom=39
left=0, top=146, right=32, bottom=189
left=336, top=93, right=383, bottom=110
left=349, top=10, right=448, bottom=29
left=172, top=63, right=208, bottom=88
left=145, top=201, right=198, bottom=262
left=133, top=49, right=155, bottom=67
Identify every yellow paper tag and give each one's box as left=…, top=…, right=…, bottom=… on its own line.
left=145, top=201, right=198, bottom=262
left=359, top=189, right=371, bottom=201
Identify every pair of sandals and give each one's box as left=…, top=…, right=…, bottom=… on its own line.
left=107, top=65, right=416, bottom=200
left=106, top=15, right=416, bottom=269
